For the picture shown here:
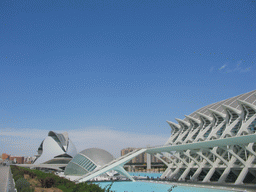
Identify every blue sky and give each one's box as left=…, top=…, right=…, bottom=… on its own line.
left=0, top=0, right=255, bottom=157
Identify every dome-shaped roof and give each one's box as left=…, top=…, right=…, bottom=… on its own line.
left=64, top=148, right=115, bottom=176
left=79, top=148, right=114, bottom=166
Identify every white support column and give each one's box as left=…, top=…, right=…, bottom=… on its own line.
left=234, top=167, right=248, bottom=185
left=114, top=166, right=135, bottom=182
left=208, top=147, right=229, bottom=167
left=169, top=167, right=181, bottom=179
left=218, top=156, right=237, bottom=183
left=159, top=153, right=179, bottom=167
left=163, top=153, right=185, bottom=179
left=156, top=153, right=179, bottom=179
left=179, top=150, right=201, bottom=181
left=178, top=164, right=192, bottom=181
left=161, top=166, right=172, bottom=178
left=234, top=154, right=255, bottom=185
left=154, top=154, right=169, bottom=166
left=226, top=148, right=246, bottom=166
left=191, top=167, right=202, bottom=181
left=147, top=153, right=151, bottom=170
left=191, top=159, right=207, bottom=181
left=217, top=145, right=246, bottom=183
left=245, top=143, right=256, bottom=157
left=195, top=151, right=214, bottom=167
left=218, top=167, right=231, bottom=183
left=172, top=153, right=189, bottom=167
left=203, top=159, right=220, bottom=182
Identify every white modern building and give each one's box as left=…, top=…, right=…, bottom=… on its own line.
left=147, top=90, right=256, bottom=185
left=17, top=90, right=256, bottom=185
left=32, top=131, right=77, bottom=170
left=74, top=90, right=256, bottom=185
left=64, top=148, right=115, bottom=176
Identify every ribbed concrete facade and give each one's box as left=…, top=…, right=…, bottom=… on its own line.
left=157, top=90, right=256, bottom=185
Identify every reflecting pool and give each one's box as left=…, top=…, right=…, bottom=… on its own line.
left=95, top=181, right=234, bottom=192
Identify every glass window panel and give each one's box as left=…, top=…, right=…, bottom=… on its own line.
left=87, top=164, right=93, bottom=171
left=85, top=161, right=93, bottom=170
left=64, top=162, right=88, bottom=176
left=88, top=163, right=95, bottom=171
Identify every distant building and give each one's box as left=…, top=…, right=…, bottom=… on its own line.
left=2, top=153, right=10, bottom=160
left=24, top=156, right=36, bottom=164
left=132, top=151, right=144, bottom=163
left=121, top=148, right=136, bottom=156
left=121, top=148, right=162, bottom=164
left=121, top=148, right=136, bottom=163
left=1, top=153, right=25, bottom=164
left=9, top=156, right=24, bottom=164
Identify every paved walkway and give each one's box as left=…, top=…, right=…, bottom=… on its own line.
left=0, top=165, right=9, bottom=192
left=0, top=165, right=15, bottom=192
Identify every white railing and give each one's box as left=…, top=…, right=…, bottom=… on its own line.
left=7, top=166, right=16, bottom=192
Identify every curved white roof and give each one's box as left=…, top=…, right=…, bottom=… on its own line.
left=80, top=148, right=114, bottom=166
left=64, top=148, right=114, bottom=176
left=34, top=131, right=77, bottom=165
left=183, top=90, right=256, bottom=122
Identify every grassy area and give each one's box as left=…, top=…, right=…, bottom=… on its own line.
left=11, top=165, right=113, bottom=192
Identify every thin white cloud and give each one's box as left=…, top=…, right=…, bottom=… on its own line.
left=0, top=127, right=169, bottom=158
left=219, top=64, right=227, bottom=70
left=218, top=61, right=253, bottom=73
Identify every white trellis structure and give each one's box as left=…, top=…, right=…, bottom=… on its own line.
left=148, top=90, right=256, bottom=185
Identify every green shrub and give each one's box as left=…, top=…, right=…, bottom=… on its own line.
left=20, top=187, right=34, bottom=192
left=16, top=178, right=30, bottom=192
left=40, top=177, right=55, bottom=188
left=11, top=166, right=25, bottom=181
left=90, top=183, right=106, bottom=192
left=28, top=171, right=36, bottom=179
left=56, top=184, right=73, bottom=192
left=13, top=175, right=23, bottom=182
left=23, top=170, right=29, bottom=174
left=11, top=165, right=109, bottom=192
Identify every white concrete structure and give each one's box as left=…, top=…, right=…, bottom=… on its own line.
left=74, top=148, right=147, bottom=182
left=33, top=131, right=77, bottom=170
left=73, top=90, right=256, bottom=185
left=148, top=90, right=256, bottom=185
left=64, top=148, right=114, bottom=176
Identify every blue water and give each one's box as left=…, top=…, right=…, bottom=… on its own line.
left=95, top=181, right=233, bottom=192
